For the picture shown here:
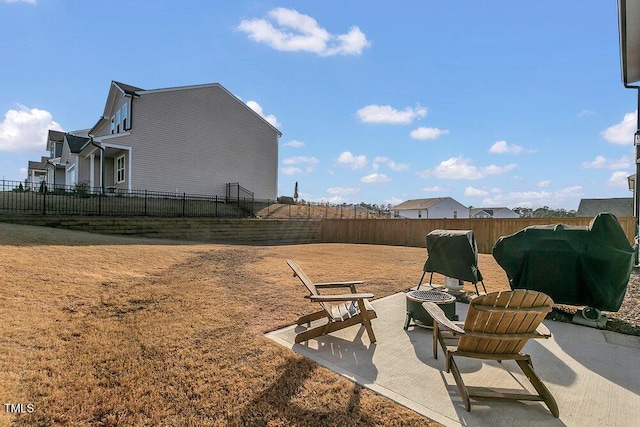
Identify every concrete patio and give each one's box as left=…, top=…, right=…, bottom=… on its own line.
left=266, top=292, right=640, bottom=427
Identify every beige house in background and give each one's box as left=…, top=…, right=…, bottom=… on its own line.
left=30, top=81, right=281, bottom=199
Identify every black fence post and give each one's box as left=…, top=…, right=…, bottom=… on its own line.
left=182, top=192, right=186, bottom=217
left=42, top=189, right=46, bottom=215
left=144, top=189, right=148, bottom=216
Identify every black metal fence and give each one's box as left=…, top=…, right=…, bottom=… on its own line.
left=0, top=180, right=391, bottom=219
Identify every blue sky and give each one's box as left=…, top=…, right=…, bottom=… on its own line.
left=0, top=0, right=637, bottom=209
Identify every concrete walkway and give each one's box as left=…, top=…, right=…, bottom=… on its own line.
left=266, top=293, right=640, bottom=427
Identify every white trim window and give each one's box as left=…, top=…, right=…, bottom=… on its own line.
left=116, top=155, right=126, bottom=183
left=115, top=110, right=121, bottom=133
left=122, top=103, right=128, bottom=131
left=110, top=116, right=115, bottom=134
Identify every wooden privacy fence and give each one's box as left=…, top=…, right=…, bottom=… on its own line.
left=320, top=217, right=636, bottom=254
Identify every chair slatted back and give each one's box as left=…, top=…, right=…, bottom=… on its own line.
left=458, top=290, right=553, bottom=355
left=286, top=260, right=330, bottom=314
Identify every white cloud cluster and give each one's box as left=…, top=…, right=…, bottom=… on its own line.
left=246, top=100, right=280, bottom=128
left=327, top=186, right=359, bottom=196
left=0, top=105, right=63, bottom=153
left=422, top=185, right=448, bottom=192
left=281, top=155, right=319, bottom=175
left=410, top=127, right=449, bottom=141
left=418, top=156, right=516, bottom=180
left=373, top=156, right=409, bottom=172
left=582, top=155, right=631, bottom=170
left=480, top=186, right=584, bottom=207
left=238, top=8, right=370, bottom=56
left=489, top=140, right=523, bottom=154
left=281, top=139, right=305, bottom=148
left=361, top=173, right=390, bottom=184
left=608, top=171, right=631, bottom=188
left=3, top=0, right=36, bottom=4
left=337, top=151, right=367, bottom=170
left=357, top=104, right=427, bottom=124
left=601, top=110, right=637, bottom=144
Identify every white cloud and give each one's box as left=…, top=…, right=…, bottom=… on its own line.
left=357, top=104, right=427, bottom=124
left=582, top=155, right=631, bottom=170
left=489, top=140, right=523, bottom=154
left=281, top=139, right=305, bottom=148
left=384, top=196, right=404, bottom=206
left=0, top=105, right=63, bottom=153
left=327, top=186, right=359, bottom=196
left=601, top=110, right=637, bottom=145
left=4, top=0, right=36, bottom=4
left=238, top=8, right=370, bottom=56
left=373, top=156, right=409, bottom=172
left=337, top=151, right=367, bottom=170
left=577, top=110, right=596, bottom=118
left=418, top=156, right=516, bottom=180
left=422, top=186, right=448, bottom=192
left=246, top=100, right=280, bottom=128
left=480, top=186, right=584, bottom=207
left=537, top=180, right=551, bottom=188
left=410, top=127, right=449, bottom=140
left=608, top=171, right=631, bottom=188
left=281, top=156, right=317, bottom=175
left=281, top=166, right=302, bottom=175
left=282, top=156, right=319, bottom=165
left=361, top=173, right=391, bottom=184
left=464, top=186, right=489, bottom=196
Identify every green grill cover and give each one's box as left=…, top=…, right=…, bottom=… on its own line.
left=492, top=213, right=634, bottom=311
left=423, top=229, right=483, bottom=284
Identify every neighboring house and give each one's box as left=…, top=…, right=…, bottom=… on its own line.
left=26, top=157, right=49, bottom=189
left=469, top=207, right=519, bottom=219
left=30, top=81, right=281, bottom=199
left=576, top=198, right=633, bottom=218
left=391, top=197, right=469, bottom=219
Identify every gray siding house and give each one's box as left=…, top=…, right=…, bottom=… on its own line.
left=576, top=198, right=633, bottom=218
left=391, top=197, right=470, bottom=219
left=34, top=81, right=281, bottom=199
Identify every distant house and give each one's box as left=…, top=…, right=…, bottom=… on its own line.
left=576, top=198, right=633, bottom=218
left=469, top=207, right=519, bottom=219
left=391, top=197, right=469, bottom=219
left=29, top=81, right=281, bottom=199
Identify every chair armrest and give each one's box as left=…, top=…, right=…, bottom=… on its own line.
left=423, top=302, right=465, bottom=335
left=309, top=293, right=374, bottom=302
left=535, top=322, right=551, bottom=338
left=315, top=281, right=364, bottom=288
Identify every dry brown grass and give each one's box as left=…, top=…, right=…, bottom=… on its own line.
left=0, top=223, right=509, bottom=426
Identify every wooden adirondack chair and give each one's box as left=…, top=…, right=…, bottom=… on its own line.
left=423, top=289, right=559, bottom=417
left=287, top=260, right=377, bottom=344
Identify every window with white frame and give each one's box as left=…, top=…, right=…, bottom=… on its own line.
left=122, top=103, right=128, bottom=130
left=115, top=110, right=121, bottom=133
left=116, top=155, right=125, bottom=183
left=110, top=116, right=115, bottom=134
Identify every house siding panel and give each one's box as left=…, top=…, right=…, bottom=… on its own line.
left=128, top=85, right=278, bottom=199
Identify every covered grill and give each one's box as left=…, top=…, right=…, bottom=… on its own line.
left=418, top=229, right=487, bottom=295
left=492, top=213, right=633, bottom=312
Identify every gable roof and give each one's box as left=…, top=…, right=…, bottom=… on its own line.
left=92, top=80, right=282, bottom=137
left=392, top=197, right=463, bottom=211
left=113, top=81, right=143, bottom=95
left=65, top=133, right=91, bottom=153
left=576, top=198, right=633, bottom=218
left=469, top=208, right=491, bottom=217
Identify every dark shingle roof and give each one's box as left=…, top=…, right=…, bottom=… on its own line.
left=576, top=198, right=633, bottom=218
left=113, top=81, right=143, bottom=95
left=65, top=134, right=90, bottom=153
